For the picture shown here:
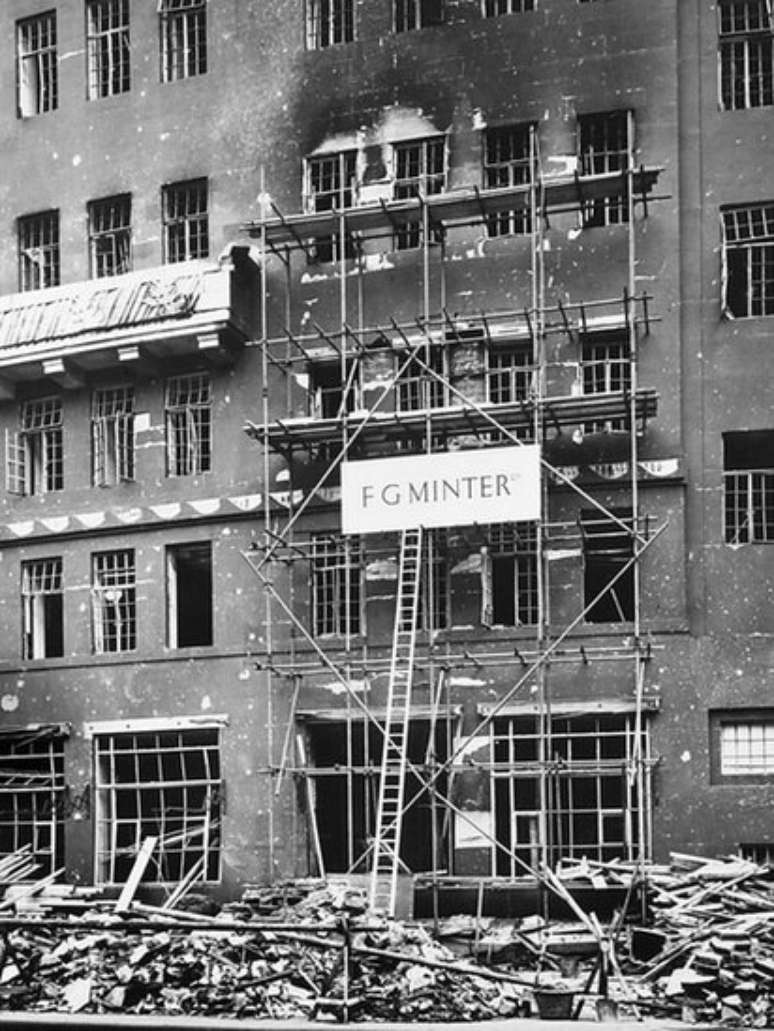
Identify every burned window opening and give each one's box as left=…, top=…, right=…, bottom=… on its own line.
left=167, top=542, right=213, bottom=648
left=581, top=508, right=635, bottom=622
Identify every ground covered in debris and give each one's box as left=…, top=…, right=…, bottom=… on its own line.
left=0, top=852, right=773, bottom=1023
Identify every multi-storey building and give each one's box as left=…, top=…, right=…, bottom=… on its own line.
left=0, top=0, right=771, bottom=906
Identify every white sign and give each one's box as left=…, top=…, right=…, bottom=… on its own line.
left=341, top=445, right=541, bottom=534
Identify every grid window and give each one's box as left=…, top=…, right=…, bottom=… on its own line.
left=306, top=151, right=357, bottom=262
left=396, top=348, right=446, bottom=411
left=724, top=430, right=774, bottom=543
left=88, top=195, right=131, bottom=278
left=22, top=559, right=64, bottom=661
left=484, top=125, right=533, bottom=237
left=721, top=721, right=774, bottom=775
left=163, top=179, right=209, bottom=263
left=6, top=397, right=63, bottom=497
left=18, top=211, right=59, bottom=292
left=719, top=1, right=773, bottom=110
left=492, top=714, right=648, bottom=872
left=16, top=11, right=57, bottom=117
left=306, top=0, right=355, bottom=48
left=483, top=0, right=535, bottom=17
left=92, top=550, right=136, bottom=654
left=578, top=111, right=630, bottom=227
left=394, top=0, right=444, bottom=31
left=160, top=0, right=207, bottom=82
left=483, top=523, right=538, bottom=627
left=94, top=728, right=221, bottom=884
left=311, top=535, right=362, bottom=637
left=581, top=336, right=630, bottom=432
left=86, top=0, right=130, bottom=100
left=393, top=138, right=446, bottom=250
left=92, top=386, right=134, bottom=486
left=487, top=344, right=533, bottom=403
left=722, top=203, right=774, bottom=317
left=165, top=373, right=212, bottom=476
left=0, top=734, right=65, bottom=877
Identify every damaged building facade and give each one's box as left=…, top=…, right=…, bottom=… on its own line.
left=0, top=0, right=771, bottom=905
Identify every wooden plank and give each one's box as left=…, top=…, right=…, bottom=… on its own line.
left=115, top=836, right=157, bottom=913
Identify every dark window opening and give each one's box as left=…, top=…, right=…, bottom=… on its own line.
left=0, top=732, right=65, bottom=876
left=581, top=508, right=635, bottom=622
left=168, top=542, right=213, bottom=647
left=724, top=430, right=774, bottom=543
left=309, top=362, right=357, bottom=418
left=578, top=111, right=630, bottom=227
left=395, top=0, right=444, bottom=31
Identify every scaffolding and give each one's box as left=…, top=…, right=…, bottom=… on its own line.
left=242, top=116, right=667, bottom=916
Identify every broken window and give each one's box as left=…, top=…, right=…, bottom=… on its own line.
left=305, top=0, right=355, bottom=48
left=721, top=203, right=774, bottom=317
left=160, top=0, right=207, bottom=82
left=92, top=386, right=135, bottom=486
left=481, top=523, right=538, bottom=627
left=92, top=550, right=136, bottom=654
left=396, top=347, right=446, bottom=411
left=581, top=508, right=635, bottom=622
left=94, top=727, right=221, bottom=884
left=88, top=195, right=132, bottom=278
left=86, top=0, right=130, bottom=100
left=6, top=397, right=64, bottom=496
left=21, top=558, right=64, bottom=661
left=167, top=542, right=213, bottom=648
left=309, top=361, right=358, bottom=418
left=483, top=125, right=534, bottom=236
left=416, top=529, right=449, bottom=631
left=492, top=713, right=648, bottom=871
left=393, top=137, right=446, bottom=250
left=578, top=111, right=630, bottom=227
left=306, top=151, right=357, bottom=263
left=581, top=334, right=631, bottom=432
left=18, top=210, right=59, bottom=292
left=165, top=372, right=212, bottom=476
left=719, top=0, right=773, bottom=110
left=0, top=729, right=65, bottom=876
left=394, top=0, right=444, bottom=32
left=723, top=430, right=774, bottom=542
left=16, top=11, right=57, bottom=118
left=484, top=0, right=535, bottom=13
left=311, top=535, right=362, bottom=637
left=163, top=179, right=209, bottom=263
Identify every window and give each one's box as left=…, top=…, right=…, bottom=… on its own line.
left=581, top=508, right=634, bottom=622
left=167, top=542, right=213, bottom=647
left=578, top=111, right=630, bottom=227
left=710, top=711, right=774, bottom=783
left=92, top=550, right=136, bottom=654
left=393, top=137, right=446, bottom=250
left=86, top=0, right=130, bottom=99
left=309, top=361, right=358, bottom=418
left=306, top=0, right=355, bottom=48
left=92, top=386, right=134, bottom=486
left=719, top=1, right=773, bottom=110
left=484, top=125, right=533, bottom=237
left=722, top=203, right=774, bottom=317
left=0, top=731, right=65, bottom=877
left=88, top=195, right=131, bottom=278
left=22, top=559, right=63, bottom=661
left=306, top=151, right=357, bottom=262
left=483, top=0, right=535, bottom=16
left=417, top=529, right=449, bottom=631
left=160, top=0, right=207, bottom=82
left=394, top=0, right=444, bottom=32
left=396, top=347, right=446, bottom=411
left=6, top=397, right=64, bottom=496
left=492, top=713, right=648, bottom=872
left=581, top=334, right=631, bottom=431
left=481, top=523, right=538, bottom=627
left=723, top=430, right=774, bottom=543
left=163, top=179, right=209, bottom=263
left=487, top=343, right=533, bottom=404
left=165, top=373, right=212, bottom=476
left=94, top=727, right=221, bottom=884
left=16, top=11, right=57, bottom=117
left=18, top=211, right=59, bottom=292
left=311, top=535, right=361, bottom=637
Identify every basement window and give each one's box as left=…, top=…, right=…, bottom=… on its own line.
left=17, top=210, right=59, bottom=292
left=167, top=542, right=213, bottom=648
left=721, top=203, right=774, bottom=317
left=483, top=125, right=534, bottom=236
left=393, top=137, right=446, bottom=250
left=394, top=0, right=444, bottom=32
left=0, top=729, right=65, bottom=877
left=311, top=535, right=362, bottom=637
left=305, top=0, right=355, bottom=48
left=92, top=386, right=135, bottom=486
left=165, top=372, right=212, bottom=476
left=92, top=550, right=136, bottom=654
left=21, top=558, right=64, bottom=661
left=88, top=195, right=132, bottom=278
left=718, top=0, right=773, bottom=111
left=6, top=397, right=64, bottom=497
left=581, top=334, right=630, bottom=432
left=581, top=508, right=635, bottom=622
left=16, top=11, right=57, bottom=118
left=160, top=0, right=207, bottom=82
left=94, top=727, right=221, bottom=885
left=723, top=430, right=774, bottom=543
left=162, top=178, right=209, bottom=263
left=484, top=0, right=535, bottom=12
left=481, top=523, right=538, bottom=627
left=578, top=111, right=630, bottom=227
left=86, top=0, right=130, bottom=100
left=305, top=151, right=357, bottom=263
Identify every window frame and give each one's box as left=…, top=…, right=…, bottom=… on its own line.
left=311, top=534, right=362, bottom=638
left=305, top=150, right=358, bottom=263
left=305, top=0, right=356, bottom=49
left=481, top=523, right=538, bottom=628
left=723, top=429, right=774, bottom=543
left=6, top=396, right=64, bottom=497
left=86, top=0, right=131, bottom=100
left=577, top=110, right=631, bottom=228
left=16, top=10, right=58, bottom=118
left=166, top=541, right=214, bottom=648
left=483, top=124, right=535, bottom=237
left=394, top=0, right=445, bottom=32
left=92, top=386, right=135, bottom=486
left=710, top=710, right=774, bottom=784
left=162, top=178, right=209, bottom=264
left=0, top=732, right=65, bottom=877
left=581, top=508, right=635, bottom=623
left=482, top=0, right=535, bottom=16
left=91, top=549, right=137, bottom=655
left=721, top=203, right=774, bottom=318
left=88, top=195, right=132, bottom=279
left=159, top=0, right=207, bottom=83
left=17, top=210, right=60, bottom=292
left=21, top=558, right=64, bottom=661
left=392, top=136, right=447, bottom=250
left=718, top=0, right=774, bottom=111
left=165, top=372, right=212, bottom=477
